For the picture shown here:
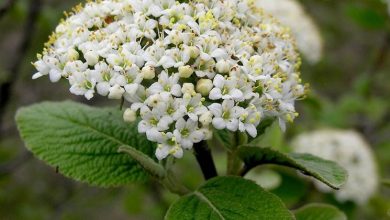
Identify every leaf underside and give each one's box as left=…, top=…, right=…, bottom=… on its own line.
left=15, top=101, right=156, bottom=187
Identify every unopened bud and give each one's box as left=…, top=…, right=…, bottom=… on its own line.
left=141, top=66, right=155, bottom=79
left=216, top=60, right=230, bottom=74
left=85, top=51, right=99, bottom=66
left=196, top=79, right=213, bottom=96
left=178, top=65, right=194, bottom=78
left=188, top=46, right=200, bottom=58
left=123, top=108, right=137, bottom=122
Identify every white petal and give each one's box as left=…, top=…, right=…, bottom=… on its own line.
left=49, top=69, right=62, bottom=82
left=211, top=48, right=228, bottom=59
left=96, top=82, right=110, bottom=96
left=213, top=74, right=225, bottom=88
left=171, top=147, right=183, bottom=158
left=138, top=120, right=149, bottom=133
left=158, top=116, right=172, bottom=130
left=245, top=124, right=257, bottom=138
left=155, top=145, right=169, bottom=160
left=209, top=88, right=222, bottom=100
left=230, top=89, right=244, bottom=100
left=124, top=83, right=139, bottom=95
left=190, top=130, right=205, bottom=143
left=171, top=84, right=182, bottom=97
left=226, top=119, right=238, bottom=131
left=175, top=118, right=186, bottom=130
left=181, top=139, right=193, bottom=149
left=208, top=103, right=222, bottom=116
left=212, top=117, right=226, bottom=129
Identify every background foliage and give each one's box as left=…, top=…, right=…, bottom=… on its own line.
left=0, top=0, right=389, bottom=219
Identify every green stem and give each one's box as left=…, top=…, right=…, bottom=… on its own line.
left=227, top=132, right=245, bottom=175
left=162, top=170, right=190, bottom=196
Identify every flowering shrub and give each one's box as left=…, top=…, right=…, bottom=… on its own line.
left=292, top=129, right=379, bottom=204
left=15, top=0, right=348, bottom=219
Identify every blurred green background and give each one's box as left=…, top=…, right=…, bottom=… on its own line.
left=0, top=0, right=389, bottom=219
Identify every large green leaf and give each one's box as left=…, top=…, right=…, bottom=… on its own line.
left=238, top=146, right=347, bottom=189
left=293, top=203, right=347, bottom=220
left=165, top=176, right=294, bottom=220
left=15, top=101, right=156, bottom=187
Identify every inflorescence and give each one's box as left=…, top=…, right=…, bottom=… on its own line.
left=32, top=0, right=307, bottom=160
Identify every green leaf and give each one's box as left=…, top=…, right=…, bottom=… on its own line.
left=238, top=146, right=347, bottom=189
left=165, top=176, right=294, bottom=220
left=345, top=4, right=386, bottom=29
left=15, top=101, right=156, bottom=187
left=294, top=203, right=347, bottom=220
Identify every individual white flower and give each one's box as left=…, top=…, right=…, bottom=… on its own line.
left=148, top=71, right=182, bottom=97
left=173, top=118, right=204, bottom=149
left=209, top=100, right=243, bottom=131
left=180, top=93, right=208, bottom=121
left=155, top=132, right=183, bottom=160
left=238, top=104, right=262, bottom=137
left=33, top=0, right=306, bottom=160
left=209, top=74, right=244, bottom=101
left=291, top=129, right=379, bottom=205
left=256, top=0, right=323, bottom=64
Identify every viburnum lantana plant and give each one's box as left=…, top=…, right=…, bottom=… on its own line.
left=16, top=0, right=348, bottom=219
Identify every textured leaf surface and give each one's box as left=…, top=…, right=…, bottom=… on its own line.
left=165, top=176, right=294, bottom=220
left=238, top=146, right=347, bottom=189
left=294, top=203, right=347, bottom=220
left=15, top=101, right=155, bottom=187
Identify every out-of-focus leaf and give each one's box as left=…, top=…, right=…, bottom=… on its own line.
left=294, top=203, right=347, bottom=220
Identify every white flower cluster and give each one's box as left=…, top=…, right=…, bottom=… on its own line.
left=256, top=0, right=323, bottom=64
left=291, top=129, right=379, bottom=205
left=33, top=0, right=306, bottom=160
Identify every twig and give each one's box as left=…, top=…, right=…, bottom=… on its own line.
left=0, top=0, right=42, bottom=135
left=193, top=141, right=218, bottom=180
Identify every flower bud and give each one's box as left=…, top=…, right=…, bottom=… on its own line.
left=199, top=111, right=212, bottom=126
left=123, top=108, right=137, bottom=122
left=188, top=46, right=200, bottom=58
left=67, top=48, right=79, bottom=61
left=181, top=83, right=195, bottom=95
left=85, top=51, right=99, bottom=66
left=178, top=65, right=194, bottom=78
left=108, top=84, right=125, bottom=99
left=141, top=66, right=155, bottom=79
left=196, top=79, right=213, bottom=96
left=216, top=60, right=230, bottom=74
